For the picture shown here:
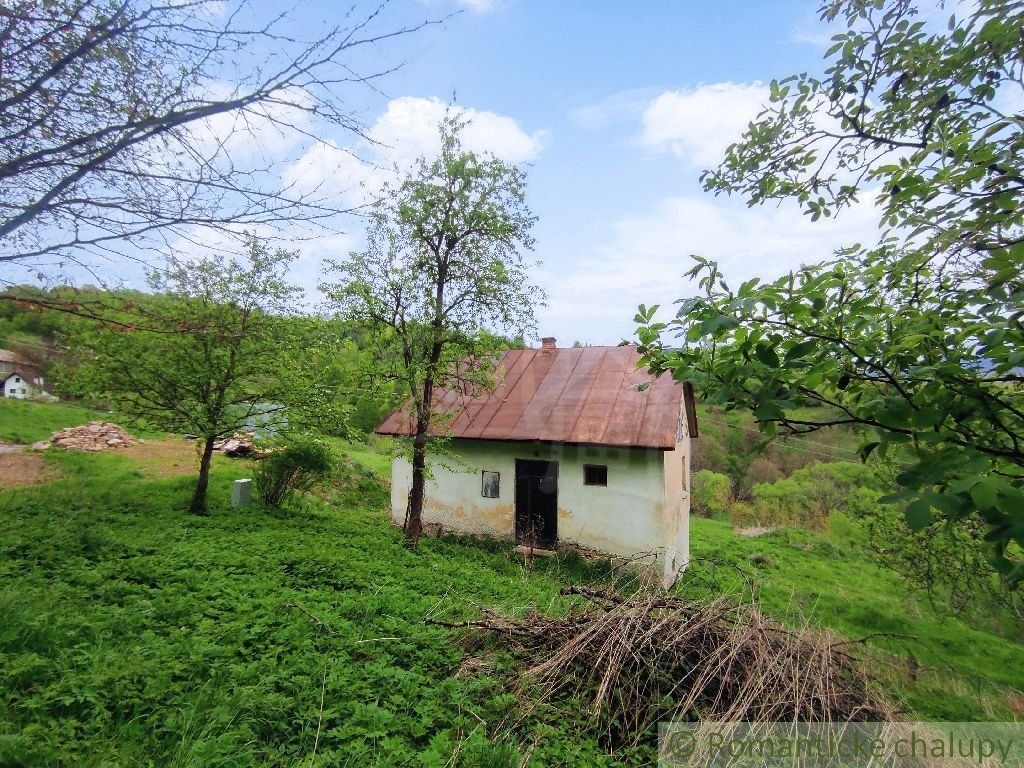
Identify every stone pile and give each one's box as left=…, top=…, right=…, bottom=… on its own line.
left=37, top=421, right=136, bottom=452
left=213, top=432, right=257, bottom=457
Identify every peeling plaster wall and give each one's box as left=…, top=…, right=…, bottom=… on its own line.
left=661, top=410, right=692, bottom=584
left=389, top=439, right=675, bottom=563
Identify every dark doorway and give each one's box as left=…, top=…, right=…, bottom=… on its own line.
left=515, top=459, right=558, bottom=549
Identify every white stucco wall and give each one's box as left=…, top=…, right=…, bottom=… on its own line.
left=390, top=434, right=692, bottom=581
left=3, top=375, right=30, bottom=399
left=660, top=410, right=692, bottom=581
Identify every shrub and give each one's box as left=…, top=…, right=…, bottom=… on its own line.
left=332, top=455, right=389, bottom=509
left=253, top=438, right=333, bottom=508
left=750, top=461, right=882, bottom=530
left=727, top=500, right=758, bottom=529
left=746, top=456, right=783, bottom=486
left=854, top=497, right=1024, bottom=623
left=691, top=470, right=732, bottom=518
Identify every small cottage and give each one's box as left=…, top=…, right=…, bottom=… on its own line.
left=376, top=339, right=698, bottom=584
left=2, top=371, right=56, bottom=400
left=0, top=349, right=54, bottom=400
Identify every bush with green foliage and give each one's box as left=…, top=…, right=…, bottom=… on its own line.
left=855, top=498, right=1023, bottom=623
left=739, top=460, right=1022, bottom=620
left=691, top=470, right=732, bottom=518
left=254, top=438, right=333, bottom=508
left=637, top=0, right=1024, bottom=583
left=749, top=461, right=884, bottom=530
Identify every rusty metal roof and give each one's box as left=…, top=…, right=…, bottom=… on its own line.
left=375, top=345, right=696, bottom=449
left=0, top=349, right=31, bottom=365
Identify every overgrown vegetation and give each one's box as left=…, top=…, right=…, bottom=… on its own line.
left=743, top=461, right=883, bottom=531
left=691, top=469, right=731, bottom=518
left=254, top=438, right=334, bottom=508
left=1, top=431, right=1022, bottom=766
left=691, top=453, right=1023, bottom=625
left=693, top=404, right=861, bottom=498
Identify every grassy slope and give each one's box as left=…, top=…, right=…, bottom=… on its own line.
left=0, top=398, right=103, bottom=444
left=1, top=436, right=1022, bottom=765
left=682, top=520, right=1024, bottom=721
left=323, top=436, right=393, bottom=477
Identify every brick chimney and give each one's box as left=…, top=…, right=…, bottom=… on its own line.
left=541, top=337, right=556, bottom=352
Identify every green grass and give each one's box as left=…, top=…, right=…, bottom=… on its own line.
left=0, top=398, right=105, bottom=444
left=0, top=447, right=610, bottom=767
left=1, top=434, right=1022, bottom=766
left=323, top=436, right=393, bottom=477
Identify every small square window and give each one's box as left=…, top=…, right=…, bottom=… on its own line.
left=584, top=464, right=607, bottom=487
left=481, top=470, right=500, bottom=498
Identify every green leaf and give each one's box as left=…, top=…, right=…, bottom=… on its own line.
left=904, top=499, right=932, bottom=531
left=786, top=339, right=817, bottom=360
left=754, top=344, right=780, bottom=368
left=970, top=477, right=1000, bottom=510
left=857, top=441, right=880, bottom=461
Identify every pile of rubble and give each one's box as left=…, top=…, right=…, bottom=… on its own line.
left=36, top=421, right=136, bottom=452
left=212, top=432, right=261, bottom=458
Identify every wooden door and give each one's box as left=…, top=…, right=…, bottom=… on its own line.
left=515, top=459, right=558, bottom=549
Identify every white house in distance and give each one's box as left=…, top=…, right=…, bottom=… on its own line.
left=1, top=371, right=56, bottom=400
left=0, top=349, right=56, bottom=400
left=376, top=338, right=698, bottom=584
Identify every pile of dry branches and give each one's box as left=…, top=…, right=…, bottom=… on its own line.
left=432, top=581, right=897, bottom=750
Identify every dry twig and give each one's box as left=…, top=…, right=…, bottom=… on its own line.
left=431, top=578, right=900, bottom=751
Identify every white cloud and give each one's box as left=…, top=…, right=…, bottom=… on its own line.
left=280, top=139, right=375, bottom=208
left=283, top=96, right=545, bottom=207
left=157, top=222, right=359, bottom=310
left=455, top=0, right=498, bottom=11
left=370, top=96, right=545, bottom=166
left=539, top=194, right=883, bottom=345
left=169, top=96, right=544, bottom=305
left=640, top=82, right=768, bottom=167
left=569, top=88, right=663, bottom=131
left=190, top=82, right=315, bottom=160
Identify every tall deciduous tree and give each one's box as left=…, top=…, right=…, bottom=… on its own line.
left=0, top=0, right=431, bottom=281
left=637, top=0, right=1024, bottom=583
left=322, top=116, right=541, bottom=546
left=72, top=239, right=338, bottom=514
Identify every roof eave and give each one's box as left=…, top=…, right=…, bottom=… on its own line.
left=371, top=430, right=677, bottom=451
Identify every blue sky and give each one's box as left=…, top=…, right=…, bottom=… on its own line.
left=283, top=0, right=882, bottom=344
left=8, top=0, right=887, bottom=344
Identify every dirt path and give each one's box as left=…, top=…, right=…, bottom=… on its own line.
left=0, top=437, right=223, bottom=491
left=0, top=452, right=52, bottom=489
left=122, top=438, right=206, bottom=477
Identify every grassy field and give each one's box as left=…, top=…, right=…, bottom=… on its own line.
left=0, top=445, right=594, bottom=767
left=0, top=398, right=105, bottom=444
left=1, top=416, right=1022, bottom=765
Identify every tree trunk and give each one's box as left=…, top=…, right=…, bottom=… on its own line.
left=405, top=427, right=427, bottom=547
left=189, top=435, right=217, bottom=515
